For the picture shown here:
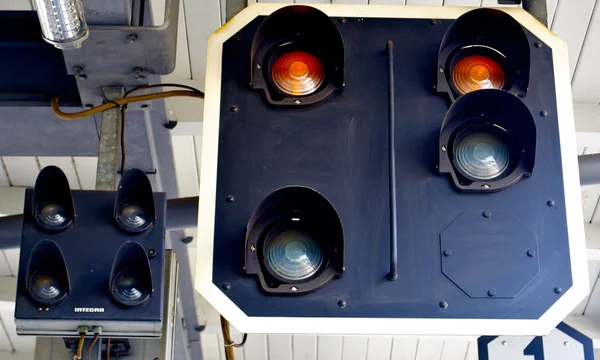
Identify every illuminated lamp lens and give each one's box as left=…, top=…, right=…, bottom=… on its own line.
left=455, top=131, right=510, bottom=180
left=452, top=55, right=505, bottom=95
left=266, top=229, right=323, bottom=281
left=271, top=51, right=324, bottom=96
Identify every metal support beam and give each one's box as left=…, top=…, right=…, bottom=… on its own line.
left=579, top=154, right=600, bottom=187
left=95, top=87, right=124, bottom=191
left=4, top=150, right=600, bottom=251
left=523, top=0, right=548, bottom=27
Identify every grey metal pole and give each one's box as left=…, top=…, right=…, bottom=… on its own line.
left=95, top=87, right=124, bottom=191
left=579, top=154, right=600, bottom=187
left=2, top=154, right=600, bottom=251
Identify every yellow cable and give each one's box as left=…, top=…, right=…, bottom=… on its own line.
left=73, top=334, right=85, bottom=360
left=51, top=90, right=204, bottom=120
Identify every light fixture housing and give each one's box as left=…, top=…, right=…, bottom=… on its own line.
left=114, top=169, right=156, bottom=234
left=437, top=8, right=531, bottom=102
left=16, top=168, right=166, bottom=338
left=250, top=5, right=344, bottom=106
left=32, top=166, right=76, bottom=232
left=25, top=240, right=71, bottom=306
left=245, top=186, right=344, bottom=295
left=438, top=89, right=536, bottom=192
left=33, top=0, right=89, bottom=50
left=109, top=242, right=154, bottom=307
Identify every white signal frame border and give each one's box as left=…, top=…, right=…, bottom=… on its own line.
left=195, top=3, right=587, bottom=336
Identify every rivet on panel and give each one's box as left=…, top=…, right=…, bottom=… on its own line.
left=439, top=301, right=448, bottom=309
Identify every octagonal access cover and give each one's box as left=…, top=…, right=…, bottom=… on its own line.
left=441, top=210, right=540, bottom=298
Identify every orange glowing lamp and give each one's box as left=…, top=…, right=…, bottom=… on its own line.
left=271, top=51, right=324, bottom=96
left=452, top=55, right=505, bottom=95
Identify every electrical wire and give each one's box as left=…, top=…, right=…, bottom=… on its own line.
left=119, top=105, right=126, bottom=175
left=124, top=83, right=203, bottom=97
left=116, top=83, right=203, bottom=174
left=51, top=90, right=204, bottom=120
left=220, top=315, right=248, bottom=360
left=51, top=83, right=204, bottom=172
left=87, top=333, right=100, bottom=360
left=73, top=333, right=86, bottom=360
left=106, top=338, right=111, bottom=360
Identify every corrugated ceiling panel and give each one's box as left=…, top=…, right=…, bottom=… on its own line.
left=571, top=1, right=600, bottom=104
left=551, top=0, right=597, bottom=80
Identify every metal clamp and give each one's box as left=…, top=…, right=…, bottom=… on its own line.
left=63, top=0, right=180, bottom=76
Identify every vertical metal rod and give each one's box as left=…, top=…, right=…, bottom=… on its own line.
left=143, top=106, right=163, bottom=192
left=386, top=41, right=398, bottom=281
left=95, top=87, right=124, bottom=191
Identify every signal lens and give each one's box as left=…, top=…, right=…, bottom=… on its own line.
left=116, top=203, right=152, bottom=233
left=454, top=130, right=510, bottom=180
left=32, top=274, right=62, bottom=300
left=266, top=228, right=323, bottom=281
left=271, top=51, right=324, bottom=96
left=39, top=203, right=68, bottom=228
left=112, top=272, right=151, bottom=306
left=452, top=55, right=505, bottom=95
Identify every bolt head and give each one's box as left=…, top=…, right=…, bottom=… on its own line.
left=250, top=245, right=256, bottom=252
left=502, top=340, right=508, bottom=346
left=223, top=283, right=231, bottom=291
left=527, top=250, right=535, bottom=257
left=443, top=249, right=452, bottom=257
left=554, top=287, right=563, bottom=294
left=540, top=110, right=549, bottom=117
left=338, top=300, right=346, bottom=308
left=488, top=289, right=496, bottom=297
left=226, top=195, right=235, bottom=203
left=439, top=301, right=448, bottom=309
left=290, top=286, right=299, bottom=292
left=535, top=42, right=542, bottom=48
left=563, top=341, right=569, bottom=347
left=483, top=211, right=491, bottom=218
left=547, top=200, right=555, bottom=207
left=127, top=34, right=137, bottom=43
